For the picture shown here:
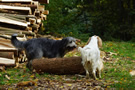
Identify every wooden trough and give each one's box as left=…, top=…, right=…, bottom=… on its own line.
left=32, top=57, right=85, bottom=75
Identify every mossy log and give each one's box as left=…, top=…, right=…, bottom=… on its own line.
left=32, top=57, right=85, bottom=75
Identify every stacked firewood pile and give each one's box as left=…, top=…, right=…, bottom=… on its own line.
left=0, top=0, right=49, bottom=67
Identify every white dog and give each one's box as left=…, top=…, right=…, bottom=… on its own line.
left=78, top=35, right=103, bottom=80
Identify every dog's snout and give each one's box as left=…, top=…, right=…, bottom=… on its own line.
left=74, top=43, right=77, bottom=47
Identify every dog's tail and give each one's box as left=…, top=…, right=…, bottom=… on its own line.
left=11, top=34, right=24, bottom=49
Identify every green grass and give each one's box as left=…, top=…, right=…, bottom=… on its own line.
left=0, top=41, right=135, bottom=88
left=102, top=41, right=135, bottom=59
left=102, top=41, right=135, bottom=88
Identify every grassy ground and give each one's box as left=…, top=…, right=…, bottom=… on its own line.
left=101, top=41, right=135, bottom=88
left=0, top=41, right=135, bottom=89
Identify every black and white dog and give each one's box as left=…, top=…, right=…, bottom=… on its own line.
left=11, top=34, right=77, bottom=69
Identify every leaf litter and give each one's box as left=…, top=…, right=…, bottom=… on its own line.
left=1, top=41, right=135, bottom=89
left=0, top=51, right=114, bottom=90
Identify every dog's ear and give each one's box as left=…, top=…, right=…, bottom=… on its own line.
left=87, top=37, right=91, bottom=44
left=97, top=36, right=102, bottom=48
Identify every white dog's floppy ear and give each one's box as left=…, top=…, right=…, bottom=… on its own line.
left=87, top=37, right=91, bottom=44
left=97, top=36, right=102, bottom=48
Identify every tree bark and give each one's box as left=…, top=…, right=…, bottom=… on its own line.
left=32, top=57, right=85, bottom=75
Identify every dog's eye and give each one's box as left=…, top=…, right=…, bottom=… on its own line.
left=70, top=41, right=72, bottom=43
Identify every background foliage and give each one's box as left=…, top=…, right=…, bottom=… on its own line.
left=43, top=0, right=135, bottom=41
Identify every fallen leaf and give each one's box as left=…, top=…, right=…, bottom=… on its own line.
left=67, top=84, right=72, bottom=86
left=95, top=86, right=101, bottom=89
left=16, top=81, right=36, bottom=87
left=130, top=70, right=135, bottom=76
left=0, top=66, right=5, bottom=71
left=30, top=74, right=35, bottom=78
left=60, top=86, right=64, bottom=88
left=5, top=75, right=10, bottom=80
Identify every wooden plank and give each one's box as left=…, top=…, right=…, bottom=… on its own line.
left=0, top=4, right=37, bottom=14
left=33, top=0, right=49, bottom=4
left=0, top=16, right=27, bottom=29
left=0, top=0, right=32, bottom=3
left=0, top=42, right=13, bottom=48
left=0, top=0, right=32, bottom=2
left=0, top=48, right=17, bottom=52
left=37, top=5, right=45, bottom=12
left=0, top=5, right=32, bottom=14
left=0, top=5, right=31, bottom=10
left=0, top=14, right=26, bottom=23
left=0, top=52, right=14, bottom=59
left=0, top=38, right=14, bottom=48
left=0, top=34, right=27, bottom=41
left=0, top=57, right=15, bottom=66
left=0, top=13, right=26, bottom=21
left=0, top=9, right=19, bottom=14
left=0, top=26, right=25, bottom=31
left=43, top=10, right=49, bottom=15
left=0, top=27, right=35, bottom=36
left=0, top=3, right=37, bottom=9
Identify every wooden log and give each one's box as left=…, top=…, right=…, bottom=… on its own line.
left=25, top=15, right=36, bottom=21
left=0, top=35, right=27, bottom=41
left=0, top=52, right=14, bottom=59
left=0, top=22, right=27, bottom=30
left=43, top=10, right=49, bottom=15
left=37, top=5, right=45, bottom=12
left=0, top=4, right=37, bottom=14
left=0, top=0, right=32, bottom=4
left=0, top=30, right=35, bottom=37
left=0, top=5, right=32, bottom=14
left=0, top=38, right=16, bottom=48
left=0, top=57, right=15, bottom=67
left=0, top=9, right=19, bottom=14
left=0, top=48, right=17, bottom=52
left=0, top=16, right=27, bottom=29
left=0, top=38, right=11, bottom=42
left=33, top=0, right=49, bottom=4
left=0, top=34, right=25, bottom=37
left=41, top=14, right=47, bottom=20
left=0, top=25, right=35, bottom=36
left=32, top=57, right=85, bottom=75
left=0, top=14, right=26, bottom=23
left=0, top=3, right=37, bottom=8
left=0, top=48, right=18, bottom=62
left=0, top=42, right=13, bottom=48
